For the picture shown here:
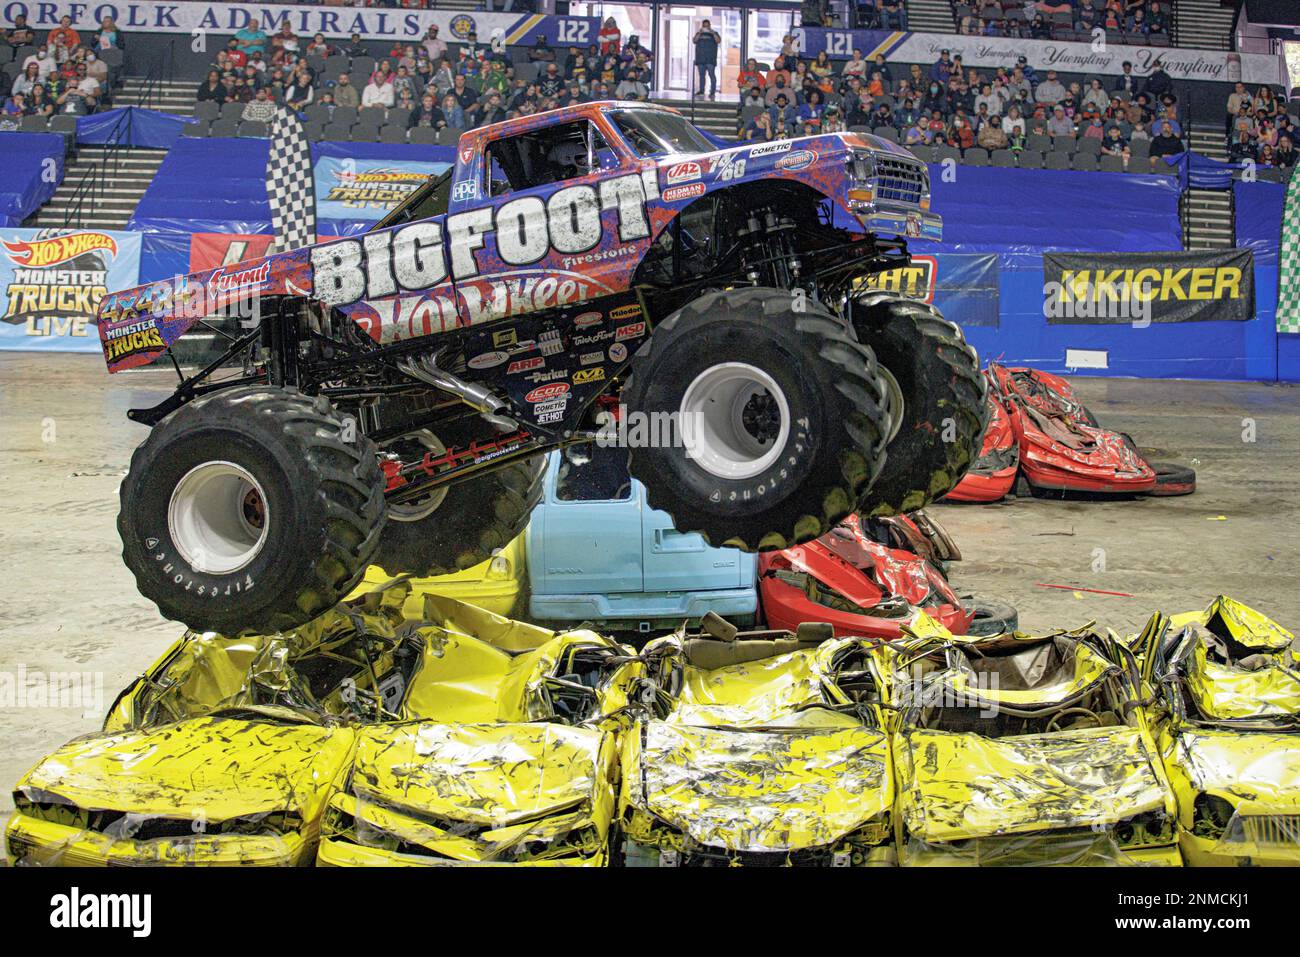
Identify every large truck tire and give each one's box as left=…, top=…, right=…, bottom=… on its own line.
left=623, top=287, right=891, bottom=551
left=118, top=386, right=385, bottom=636
left=368, top=416, right=545, bottom=576
left=850, top=292, right=988, bottom=515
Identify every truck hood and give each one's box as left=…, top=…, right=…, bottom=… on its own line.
left=629, top=717, right=892, bottom=852
left=897, top=725, right=1169, bottom=842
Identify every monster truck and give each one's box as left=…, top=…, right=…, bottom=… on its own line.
left=98, top=101, right=987, bottom=635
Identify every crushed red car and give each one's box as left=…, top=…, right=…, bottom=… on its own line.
left=946, top=364, right=1195, bottom=502
left=758, top=513, right=1017, bottom=639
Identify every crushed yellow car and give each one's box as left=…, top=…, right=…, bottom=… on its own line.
left=886, top=621, right=1180, bottom=865
left=7, top=582, right=423, bottom=867
left=356, top=534, right=526, bottom=618
left=316, top=594, right=640, bottom=866
left=617, top=616, right=895, bottom=866
left=1139, top=596, right=1300, bottom=866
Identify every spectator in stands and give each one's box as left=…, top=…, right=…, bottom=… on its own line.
left=441, top=93, right=465, bottom=130
left=922, top=81, right=946, bottom=116
left=91, top=16, right=120, bottom=52
left=1275, top=136, right=1296, bottom=167
left=362, top=71, right=395, bottom=109
left=693, top=20, right=720, bottom=100
left=539, top=61, right=564, bottom=97
left=393, top=63, right=418, bottom=101
left=285, top=64, right=315, bottom=110
left=974, top=82, right=1004, bottom=118
left=6, top=14, right=35, bottom=49
left=880, top=0, right=906, bottom=29
left=1228, top=130, right=1256, bottom=163
left=332, top=72, right=360, bottom=109
left=738, top=58, right=764, bottom=92
left=615, top=66, right=648, bottom=101
left=2, top=91, right=25, bottom=116
left=529, top=34, right=555, bottom=63
left=220, top=38, right=246, bottom=70
left=23, top=47, right=56, bottom=81
left=770, top=92, right=797, bottom=133
left=344, top=33, right=368, bottom=59
left=1143, top=64, right=1171, bottom=100
left=905, top=116, right=930, bottom=146
left=950, top=113, right=975, bottom=150
left=306, top=34, right=333, bottom=58
left=27, top=84, right=53, bottom=117
left=450, top=74, right=479, bottom=119
left=1047, top=104, right=1074, bottom=137
left=48, top=15, right=81, bottom=52
left=744, top=108, right=773, bottom=141
left=422, top=25, right=446, bottom=63
left=480, top=91, right=506, bottom=126
left=765, top=72, right=793, bottom=106
left=1002, top=104, right=1025, bottom=137
left=599, top=18, right=621, bottom=55
left=823, top=104, right=845, bottom=134
left=196, top=69, right=225, bottom=104
left=85, top=51, right=108, bottom=88
left=13, top=62, right=41, bottom=98
left=431, top=58, right=453, bottom=97
left=271, top=22, right=299, bottom=58
left=930, top=49, right=953, bottom=86
left=408, top=92, right=444, bottom=130
left=1148, top=120, right=1183, bottom=168
left=1035, top=70, right=1066, bottom=106
left=235, top=19, right=268, bottom=57
left=242, top=87, right=278, bottom=123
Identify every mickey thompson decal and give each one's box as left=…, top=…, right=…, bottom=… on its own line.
left=310, top=170, right=659, bottom=307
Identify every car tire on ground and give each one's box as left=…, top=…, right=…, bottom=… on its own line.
left=850, top=292, right=988, bottom=515
left=960, top=596, right=1020, bottom=636
left=118, top=386, right=385, bottom=636
left=1145, top=461, right=1197, bottom=496
left=623, top=287, right=891, bottom=551
left=368, top=416, right=545, bottom=576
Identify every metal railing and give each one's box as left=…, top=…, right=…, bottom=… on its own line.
left=61, top=108, right=130, bottom=230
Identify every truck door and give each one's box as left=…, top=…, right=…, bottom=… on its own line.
left=528, top=448, right=643, bottom=596
left=641, top=493, right=750, bottom=595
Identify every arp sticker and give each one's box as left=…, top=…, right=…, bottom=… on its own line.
left=507, top=356, right=545, bottom=374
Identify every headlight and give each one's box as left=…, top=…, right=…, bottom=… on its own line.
left=487, top=552, right=511, bottom=578
left=1193, top=794, right=1236, bottom=840
left=848, top=150, right=876, bottom=184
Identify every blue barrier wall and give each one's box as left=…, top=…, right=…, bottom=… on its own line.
left=0, top=133, right=65, bottom=228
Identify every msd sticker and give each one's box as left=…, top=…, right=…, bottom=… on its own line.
left=665, top=161, right=702, bottom=184
left=615, top=321, right=646, bottom=341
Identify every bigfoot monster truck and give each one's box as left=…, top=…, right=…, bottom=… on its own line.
left=97, top=101, right=987, bottom=635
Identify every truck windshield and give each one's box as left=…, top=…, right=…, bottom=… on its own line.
left=371, top=168, right=453, bottom=231
left=611, top=110, right=714, bottom=158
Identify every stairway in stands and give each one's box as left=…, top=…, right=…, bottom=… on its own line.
left=120, top=75, right=198, bottom=116
left=24, top=146, right=165, bottom=231
left=1181, top=122, right=1235, bottom=250
left=906, top=0, right=957, bottom=34
left=1172, top=0, right=1236, bottom=50
left=653, top=97, right=741, bottom=138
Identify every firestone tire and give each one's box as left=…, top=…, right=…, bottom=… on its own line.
left=368, top=428, right=545, bottom=576
left=118, top=387, right=386, bottom=636
left=623, top=287, right=891, bottom=551
left=850, top=292, right=988, bottom=516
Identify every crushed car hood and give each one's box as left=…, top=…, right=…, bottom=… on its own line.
left=1170, top=728, right=1300, bottom=811
left=16, top=716, right=352, bottom=823
left=627, top=716, right=892, bottom=853
left=897, top=725, right=1168, bottom=841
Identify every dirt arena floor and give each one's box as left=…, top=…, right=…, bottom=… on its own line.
left=3, top=351, right=1300, bottom=831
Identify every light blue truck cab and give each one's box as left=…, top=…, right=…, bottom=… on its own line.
left=527, top=448, right=758, bottom=632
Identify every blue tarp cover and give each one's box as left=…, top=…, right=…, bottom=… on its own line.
left=0, top=133, right=64, bottom=227
left=77, top=107, right=198, bottom=149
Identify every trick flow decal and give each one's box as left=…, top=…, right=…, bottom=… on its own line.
left=311, top=170, right=659, bottom=309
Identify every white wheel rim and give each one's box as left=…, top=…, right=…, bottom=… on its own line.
left=386, top=430, right=449, bottom=522
left=680, top=362, right=790, bottom=480
left=877, top=364, right=906, bottom=443
left=167, top=461, right=269, bottom=574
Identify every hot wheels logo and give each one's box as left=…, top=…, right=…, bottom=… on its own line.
left=525, top=383, right=570, bottom=403
left=4, top=232, right=117, bottom=267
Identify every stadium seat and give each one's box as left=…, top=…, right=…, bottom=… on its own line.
left=19, top=114, right=47, bottom=132
left=848, top=125, right=870, bottom=134
left=433, top=127, right=460, bottom=146
left=379, top=124, right=409, bottom=143
left=962, top=148, right=989, bottom=167
left=187, top=121, right=212, bottom=138
left=305, top=54, right=328, bottom=75
left=1128, top=139, right=1150, bottom=161
left=219, top=101, right=244, bottom=121
left=1076, top=136, right=1102, bottom=155
left=350, top=56, right=376, bottom=79
left=302, top=120, right=326, bottom=142
left=1044, top=151, right=1071, bottom=170
left=1071, top=153, right=1098, bottom=171
left=331, top=106, right=358, bottom=128
left=933, top=144, right=960, bottom=164
left=322, top=121, right=354, bottom=142
left=1017, top=150, right=1045, bottom=169
left=357, top=106, right=387, bottom=128
left=238, top=120, right=268, bottom=138
left=0, top=45, right=12, bottom=64
left=909, top=145, right=935, bottom=163
left=303, top=103, right=331, bottom=125
left=1098, top=155, right=1125, bottom=173
left=990, top=149, right=1016, bottom=167
left=48, top=114, right=77, bottom=135
left=209, top=118, right=240, bottom=138
left=741, top=105, right=763, bottom=127
left=193, top=100, right=219, bottom=122
left=874, top=127, right=900, bottom=143
left=1027, top=133, right=1052, bottom=153
left=99, top=48, right=124, bottom=68
left=1053, top=133, right=1077, bottom=152
left=410, top=126, right=439, bottom=145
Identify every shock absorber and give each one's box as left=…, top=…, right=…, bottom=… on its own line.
left=737, top=210, right=801, bottom=289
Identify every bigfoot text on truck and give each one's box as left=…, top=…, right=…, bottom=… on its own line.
left=97, top=101, right=987, bottom=635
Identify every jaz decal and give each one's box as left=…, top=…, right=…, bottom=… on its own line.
left=664, top=161, right=702, bottom=185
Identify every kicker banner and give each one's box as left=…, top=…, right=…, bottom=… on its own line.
left=1042, top=249, right=1255, bottom=325
left=0, top=228, right=142, bottom=353
left=857, top=253, right=1001, bottom=327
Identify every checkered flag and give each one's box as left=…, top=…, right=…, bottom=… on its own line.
left=266, top=107, right=317, bottom=253
left=1278, top=170, right=1300, bottom=333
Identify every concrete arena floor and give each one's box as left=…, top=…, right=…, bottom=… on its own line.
left=2, top=351, right=1299, bottom=831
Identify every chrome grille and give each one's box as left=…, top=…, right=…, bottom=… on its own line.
left=1237, top=814, right=1300, bottom=846
left=873, top=156, right=926, bottom=206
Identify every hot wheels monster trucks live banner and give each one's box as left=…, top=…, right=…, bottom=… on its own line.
left=314, top=157, right=454, bottom=224
left=5, top=3, right=599, bottom=46
left=0, top=228, right=142, bottom=353
left=1042, top=249, right=1255, bottom=325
